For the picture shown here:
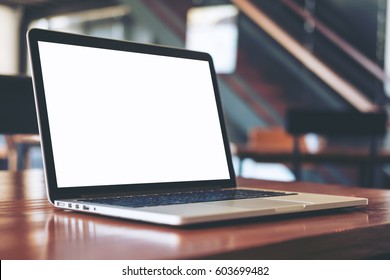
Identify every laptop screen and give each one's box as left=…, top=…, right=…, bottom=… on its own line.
left=37, top=41, right=231, bottom=188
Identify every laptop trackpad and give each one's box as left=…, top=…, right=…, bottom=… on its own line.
left=141, top=199, right=305, bottom=217
left=210, top=198, right=306, bottom=209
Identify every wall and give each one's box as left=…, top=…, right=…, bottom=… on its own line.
left=0, top=5, right=20, bottom=75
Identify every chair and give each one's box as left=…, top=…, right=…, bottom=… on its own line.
left=285, top=108, right=388, bottom=187
left=248, top=126, right=308, bottom=152
left=232, top=127, right=302, bottom=181
left=0, top=75, right=39, bottom=170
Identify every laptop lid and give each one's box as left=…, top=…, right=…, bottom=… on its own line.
left=27, top=29, right=236, bottom=204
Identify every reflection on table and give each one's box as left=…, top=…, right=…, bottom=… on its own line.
left=1, top=170, right=390, bottom=259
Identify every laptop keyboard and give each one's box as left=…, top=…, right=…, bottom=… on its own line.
left=79, top=189, right=297, bottom=208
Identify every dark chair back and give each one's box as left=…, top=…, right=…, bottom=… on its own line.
left=285, top=108, right=388, bottom=187
left=0, top=75, right=38, bottom=134
left=286, top=109, right=387, bottom=136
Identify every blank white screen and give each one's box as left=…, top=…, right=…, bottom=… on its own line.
left=38, top=42, right=230, bottom=188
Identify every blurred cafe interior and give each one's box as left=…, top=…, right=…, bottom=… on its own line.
left=1, top=0, right=390, bottom=188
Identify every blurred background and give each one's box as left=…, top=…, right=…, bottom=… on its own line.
left=1, top=0, right=390, bottom=188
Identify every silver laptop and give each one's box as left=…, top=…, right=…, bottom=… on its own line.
left=28, top=29, right=367, bottom=225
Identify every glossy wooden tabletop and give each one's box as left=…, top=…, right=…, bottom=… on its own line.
left=1, top=170, right=390, bottom=260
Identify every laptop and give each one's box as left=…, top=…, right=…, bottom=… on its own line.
left=27, top=28, right=367, bottom=225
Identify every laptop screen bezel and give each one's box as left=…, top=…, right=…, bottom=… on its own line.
left=27, top=28, right=237, bottom=203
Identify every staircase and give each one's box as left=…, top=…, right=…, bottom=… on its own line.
left=122, top=0, right=381, bottom=186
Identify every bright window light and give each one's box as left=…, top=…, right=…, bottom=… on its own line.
left=186, top=5, right=239, bottom=74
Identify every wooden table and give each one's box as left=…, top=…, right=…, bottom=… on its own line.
left=1, top=170, right=390, bottom=259
left=235, top=144, right=390, bottom=165
left=234, top=144, right=390, bottom=187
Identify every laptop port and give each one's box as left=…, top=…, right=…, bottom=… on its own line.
left=83, top=205, right=90, bottom=210
left=68, top=203, right=72, bottom=208
left=75, top=204, right=79, bottom=209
